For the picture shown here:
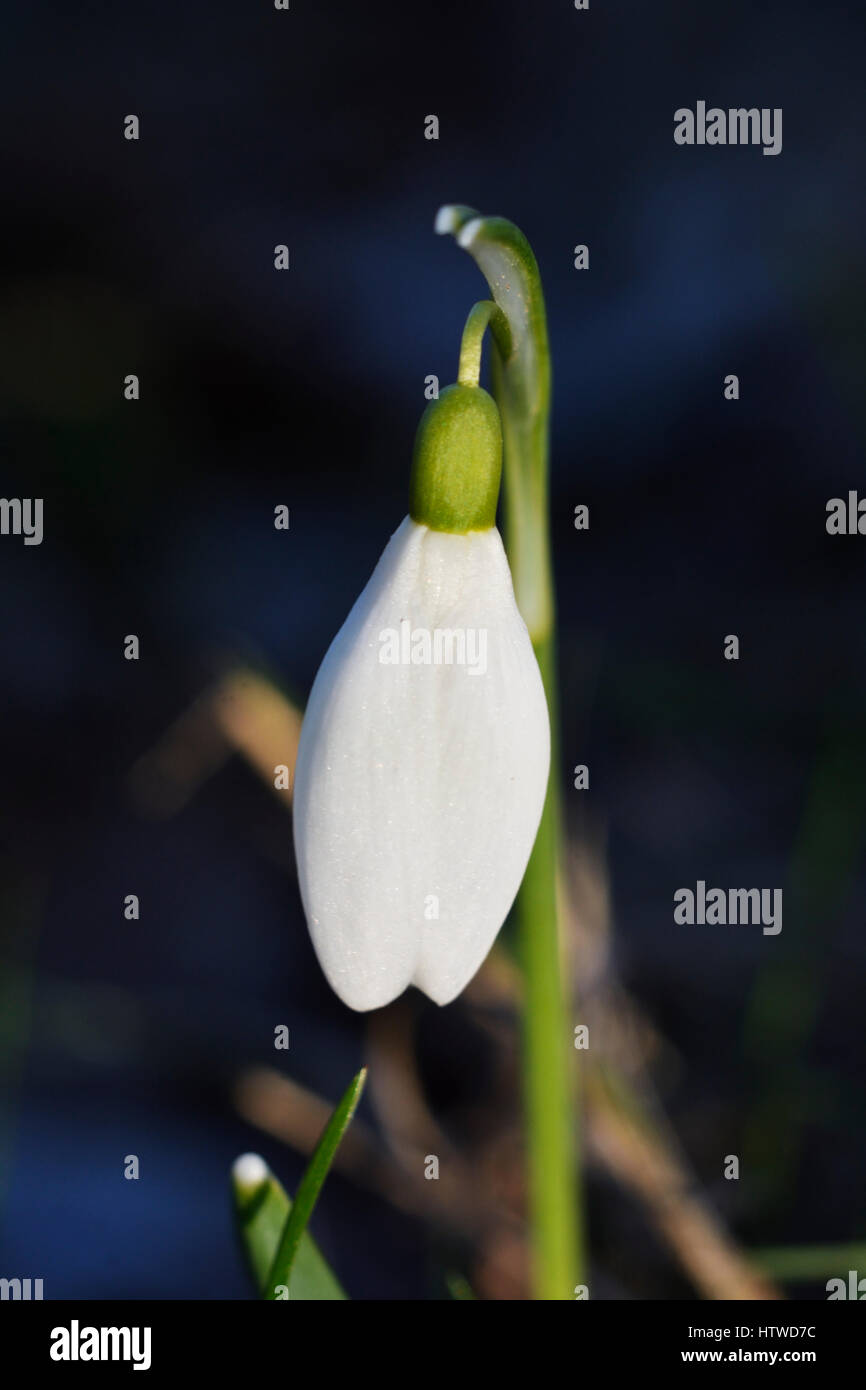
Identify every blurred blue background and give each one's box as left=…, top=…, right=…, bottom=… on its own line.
left=1, top=0, right=865, bottom=1299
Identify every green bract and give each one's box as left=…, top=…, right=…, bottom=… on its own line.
left=409, top=383, right=502, bottom=533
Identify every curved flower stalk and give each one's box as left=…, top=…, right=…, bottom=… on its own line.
left=293, top=332, right=550, bottom=1012
left=435, top=206, right=582, bottom=1300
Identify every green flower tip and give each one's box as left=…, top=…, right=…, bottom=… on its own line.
left=409, top=383, right=502, bottom=533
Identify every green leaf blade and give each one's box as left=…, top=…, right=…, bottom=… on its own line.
left=262, top=1067, right=366, bottom=1300
left=232, top=1153, right=347, bottom=1300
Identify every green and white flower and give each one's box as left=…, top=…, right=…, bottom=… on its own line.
left=294, top=347, right=550, bottom=1011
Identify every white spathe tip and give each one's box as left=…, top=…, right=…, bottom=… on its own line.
left=434, top=205, right=461, bottom=235
left=293, top=516, right=551, bottom=1013
left=456, top=217, right=484, bottom=249
left=232, top=1152, right=269, bottom=1190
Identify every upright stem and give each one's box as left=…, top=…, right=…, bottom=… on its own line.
left=519, top=638, right=580, bottom=1299
left=437, top=206, right=584, bottom=1299
left=498, top=365, right=582, bottom=1301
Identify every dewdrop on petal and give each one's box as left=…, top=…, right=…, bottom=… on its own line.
left=293, top=335, right=551, bottom=1011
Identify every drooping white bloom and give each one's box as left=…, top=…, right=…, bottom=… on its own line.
left=293, top=514, right=550, bottom=1011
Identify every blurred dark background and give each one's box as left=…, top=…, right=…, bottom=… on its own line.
left=1, top=0, right=865, bottom=1299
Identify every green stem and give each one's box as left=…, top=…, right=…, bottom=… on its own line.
left=437, top=206, right=583, bottom=1299
left=457, top=300, right=513, bottom=387
left=519, top=633, right=582, bottom=1300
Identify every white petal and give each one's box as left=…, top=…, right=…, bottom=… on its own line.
left=293, top=516, right=550, bottom=1011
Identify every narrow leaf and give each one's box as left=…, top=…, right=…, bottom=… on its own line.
left=232, top=1153, right=346, bottom=1300
left=753, top=1242, right=866, bottom=1283
left=263, top=1067, right=366, bottom=1300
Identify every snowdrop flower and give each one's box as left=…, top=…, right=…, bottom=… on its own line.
left=293, top=373, right=550, bottom=1011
